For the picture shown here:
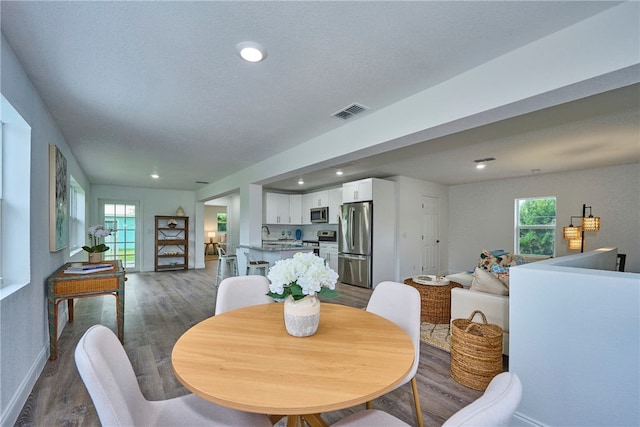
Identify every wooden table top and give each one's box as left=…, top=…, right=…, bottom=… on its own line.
left=171, top=302, right=414, bottom=415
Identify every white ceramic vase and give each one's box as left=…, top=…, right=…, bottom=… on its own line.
left=283, top=294, right=320, bottom=337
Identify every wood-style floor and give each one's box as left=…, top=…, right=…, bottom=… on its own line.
left=14, top=260, right=483, bottom=427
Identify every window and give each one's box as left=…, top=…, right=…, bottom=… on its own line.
left=69, top=176, right=86, bottom=255
left=1, top=95, right=31, bottom=297
left=515, top=197, right=556, bottom=256
left=217, top=212, right=227, bottom=232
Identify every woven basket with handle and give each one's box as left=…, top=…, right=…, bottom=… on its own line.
left=450, top=310, right=503, bottom=391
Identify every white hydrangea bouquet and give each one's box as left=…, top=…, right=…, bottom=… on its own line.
left=267, top=252, right=339, bottom=301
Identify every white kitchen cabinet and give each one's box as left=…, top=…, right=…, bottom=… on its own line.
left=342, top=178, right=373, bottom=203
left=319, top=242, right=338, bottom=272
left=301, top=193, right=314, bottom=224
left=301, top=190, right=329, bottom=224
left=289, top=194, right=303, bottom=225
left=265, top=193, right=289, bottom=224
left=328, top=188, right=342, bottom=224
left=310, top=190, right=329, bottom=208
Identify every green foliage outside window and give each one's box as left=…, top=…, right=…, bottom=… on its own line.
left=517, top=198, right=556, bottom=256
left=217, top=212, right=227, bottom=232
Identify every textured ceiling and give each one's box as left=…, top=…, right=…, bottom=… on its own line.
left=1, top=1, right=637, bottom=193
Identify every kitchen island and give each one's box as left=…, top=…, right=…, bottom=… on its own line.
left=236, top=243, right=317, bottom=274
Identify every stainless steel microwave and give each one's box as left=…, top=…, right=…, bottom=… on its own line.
left=310, top=207, right=329, bottom=223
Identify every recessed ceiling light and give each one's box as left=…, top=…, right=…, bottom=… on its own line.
left=151, top=174, right=159, bottom=179
left=336, top=169, right=343, bottom=176
left=236, top=41, right=267, bottom=63
left=474, top=157, right=496, bottom=169
left=298, top=178, right=304, bottom=185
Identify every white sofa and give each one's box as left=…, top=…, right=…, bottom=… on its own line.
left=450, top=287, right=509, bottom=355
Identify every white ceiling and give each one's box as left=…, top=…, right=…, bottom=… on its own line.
left=1, top=1, right=638, bottom=193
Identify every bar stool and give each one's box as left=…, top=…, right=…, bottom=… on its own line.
left=244, top=252, right=270, bottom=276
left=216, top=247, right=238, bottom=286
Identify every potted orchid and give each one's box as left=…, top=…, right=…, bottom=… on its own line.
left=267, top=252, right=339, bottom=337
left=83, top=225, right=111, bottom=262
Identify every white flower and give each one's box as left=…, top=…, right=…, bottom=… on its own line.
left=267, top=252, right=339, bottom=300
left=84, top=224, right=112, bottom=253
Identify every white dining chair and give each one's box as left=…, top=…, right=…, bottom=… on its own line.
left=214, top=275, right=274, bottom=315
left=365, top=281, right=423, bottom=427
left=442, top=372, right=522, bottom=426
left=332, top=372, right=522, bottom=427
left=74, top=325, right=272, bottom=427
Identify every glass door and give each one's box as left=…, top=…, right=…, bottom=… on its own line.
left=100, top=200, right=139, bottom=270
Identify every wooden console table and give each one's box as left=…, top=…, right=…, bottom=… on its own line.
left=47, top=260, right=126, bottom=360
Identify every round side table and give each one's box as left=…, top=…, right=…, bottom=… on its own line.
left=404, top=278, right=462, bottom=324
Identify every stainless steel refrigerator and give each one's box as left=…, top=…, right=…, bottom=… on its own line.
left=338, top=201, right=372, bottom=288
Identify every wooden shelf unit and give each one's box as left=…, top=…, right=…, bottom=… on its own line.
left=155, top=215, right=189, bottom=271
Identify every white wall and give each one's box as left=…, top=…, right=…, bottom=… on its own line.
left=448, top=163, right=640, bottom=274
left=391, top=176, right=449, bottom=279
left=91, top=185, right=197, bottom=272
left=0, top=36, right=91, bottom=425
left=510, top=249, right=639, bottom=426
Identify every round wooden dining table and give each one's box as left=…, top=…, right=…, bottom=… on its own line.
left=171, top=302, right=414, bottom=427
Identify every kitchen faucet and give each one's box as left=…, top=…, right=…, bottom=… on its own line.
left=261, top=225, right=270, bottom=235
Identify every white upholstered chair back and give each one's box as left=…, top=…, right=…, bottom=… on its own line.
left=75, top=324, right=272, bottom=427
left=442, top=372, right=522, bottom=426
left=75, top=325, right=147, bottom=426
left=215, top=275, right=274, bottom=315
left=365, top=281, right=423, bottom=427
left=366, top=281, right=421, bottom=381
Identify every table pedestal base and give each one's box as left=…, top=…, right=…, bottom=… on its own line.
left=270, top=414, right=328, bottom=427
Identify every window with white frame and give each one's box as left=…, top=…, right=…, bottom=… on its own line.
left=69, top=176, right=86, bottom=254
left=1, top=95, right=31, bottom=296
left=515, top=197, right=556, bottom=256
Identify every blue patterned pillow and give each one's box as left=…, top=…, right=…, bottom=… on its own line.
left=491, top=263, right=508, bottom=274
left=478, top=249, right=512, bottom=272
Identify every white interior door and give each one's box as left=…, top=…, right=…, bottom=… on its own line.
left=421, top=196, right=439, bottom=275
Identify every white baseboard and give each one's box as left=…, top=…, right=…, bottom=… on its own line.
left=0, top=346, right=48, bottom=427
left=513, top=411, right=546, bottom=427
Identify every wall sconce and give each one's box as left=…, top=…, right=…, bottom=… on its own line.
left=208, top=232, right=216, bottom=243
left=563, top=204, right=601, bottom=252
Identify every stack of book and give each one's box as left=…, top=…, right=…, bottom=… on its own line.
left=64, top=263, right=113, bottom=274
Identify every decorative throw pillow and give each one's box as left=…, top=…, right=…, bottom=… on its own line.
left=470, top=267, right=509, bottom=296
left=478, top=249, right=513, bottom=272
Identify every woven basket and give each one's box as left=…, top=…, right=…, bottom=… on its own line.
left=404, top=278, right=462, bottom=323
left=450, top=310, right=503, bottom=391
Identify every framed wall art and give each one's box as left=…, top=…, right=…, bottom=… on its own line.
left=49, top=144, right=68, bottom=251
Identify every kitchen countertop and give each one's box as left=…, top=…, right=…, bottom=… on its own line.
left=237, top=243, right=318, bottom=252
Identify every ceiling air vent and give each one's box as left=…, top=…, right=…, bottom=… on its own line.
left=331, top=103, right=368, bottom=120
